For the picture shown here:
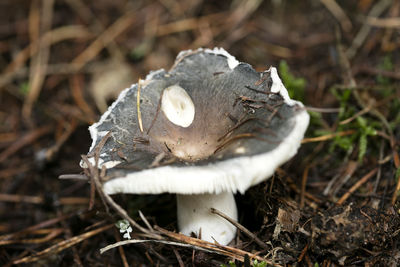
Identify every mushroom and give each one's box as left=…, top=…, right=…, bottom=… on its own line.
left=81, top=48, right=309, bottom=245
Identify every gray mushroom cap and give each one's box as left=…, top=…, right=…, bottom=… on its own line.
left=82, top=48, right=309, bottom=195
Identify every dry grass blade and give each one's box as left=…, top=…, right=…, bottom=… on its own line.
left=70, top=75, right=97, bottom=124
left=217, top=117, right=259, bottom=142
left=0, top=125, right=53, bottom=162
left=57, top=209, right=84, bottom=267
left=0, top=193, right=89, bottom=205
left=391, top=167, right=400, bottom=205
left=228, top=0, right=263, bottom=29
left=305, top=106, right=340, bottom=113
left=100, top=239, right=228, bottom=255
left=276, top=168, right=322, bottom=204
left=0, top=132, right=17, bottom=143
left=336, top=168, right=379, bottom=205
left=112, top=229, right=129, bottom=267
left=72, top=10, right=136, bottom=69
left=320, top=0, right=352, bottom=32
left=0, top=211, right=83, bottom=242
left=138, top=210, right=154, bottom=232
left=13, top=224, right=113, bottom=264
left=300, top=166, right=310, bottom=209
left=210, top=208, right=269, bottom=250
left=0, top=164, right=31, bottom=179
left=366, top=16, right=400, bottom=28
left=297, top=243, right=309, bottom=263
left=45, top=119, right=78, bottom=160
left=339, top=104, right=373, bottom=125
left=146, top=92, right=163, bottom=135
left=0, top=228, right=64, bottom=246
left=356, top=66, right=400, bottom=80
left=154, top=226, right=281, bottom=266
left=346, top=0, right=392, bottom=59
left=58, top=174, right=87, bottom=180
left=214, top=133, right=256, bottom=154
left=323, top=161, right=358, bottom=197
left=137, top=79, right=144, bottom=132
left=173, top=248, right=185, bottom=267
left=156, top=12, right=226, bottom=36
left=98, top=184, right=162, bottom=239
left=23, top=0, right=54, bottom=119
left=82, top=133, right=162, bottom=240
left=301, top=130, right=355, bottom=144
left=0, top=25, right=90, bottom=89
left=65, top=0, right=123, bottom=60
left=0, top=193, right=42, bottom=204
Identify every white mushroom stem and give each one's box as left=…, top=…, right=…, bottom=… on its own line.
left=176, top=192, right=238, bottom=245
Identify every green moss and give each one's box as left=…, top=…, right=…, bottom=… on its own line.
left=377, top=54, right=393, bottom=85
left=19, top=81, right=30, bottom=96
left=329, top=89, right=378, bottom=162
left=279, top=60, right=306, bottom=102
left=221, top=259, right=268, bottom=267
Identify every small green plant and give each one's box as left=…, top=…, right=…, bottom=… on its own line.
left=252, top=260, right=267, bottom=267
left=279, top=60, right=306, bottom=102
left=377, top=54, right=393, bottom=85
left=115, top=219, right=132, bottom=239
left=19, top=81, right=30, bottom=96
left=221, top=261, right=236, bottom=267
left=221, top=259, right=267, bottom=267
left=330, top=89, right=378, bottom=162
left=130, top=40, right=152, bottom=60
left=356, top=116, right=377, bottom=162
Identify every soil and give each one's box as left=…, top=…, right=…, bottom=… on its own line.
left=1, top=1, right=400, bottom=266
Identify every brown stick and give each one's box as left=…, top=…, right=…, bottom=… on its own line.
left=0, top=211, right=84, bottom=242
left=13, top=224, right=113, bottom=264
left=0, top=125, right=52, bottom=162
left=301, top=130, right=355, bottom=144
left=210, top=208, right=269, bottom=250
left=23, top=0, right=55, bottom=119
left=0, top=228, right=64, bottom=246
left=0, top=194, right=89, bottom=205
left=336, top=168, right=378, bottom=205
left=300, top=166, right=310, bottom=209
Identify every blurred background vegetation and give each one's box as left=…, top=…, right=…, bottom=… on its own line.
left=0, top=0, right=399, bottom=266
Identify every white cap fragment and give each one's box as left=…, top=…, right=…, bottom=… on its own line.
left=161, top=85, right=195, bottom=128
left=269, top=67, right=296, bottom=106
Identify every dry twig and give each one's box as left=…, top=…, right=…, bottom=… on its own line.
left=23, top=0, right=55, bottom=119
left=210, top=208, right=269, bottom=249
left=346, top=0, right=392, bottom=59
left=337, top=168, right=379, bottom=205
left=301, top=130, right=355, bottom=144
left=0, top=125, right=53, bottom=162
left=320, top=0, right=352, bottom=32
left=71, top=9, right=136, bottom=70
left=13, top=224, right=113, bottom=264
left=155, top=226, right=281, bottom=266
left=137, top=79, right=144, bottom=132
left=366, top=16, right=400, bottom=28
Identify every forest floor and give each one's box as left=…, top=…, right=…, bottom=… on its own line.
left=1, top=0, right=400, bottom=266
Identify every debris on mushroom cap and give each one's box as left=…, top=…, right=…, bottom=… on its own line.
left=81, top=47, right=310, bottom=195
left=161, top=84, right=195, bottom=128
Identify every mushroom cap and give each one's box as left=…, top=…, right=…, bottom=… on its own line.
left=82, top=48, right=310, bottom=195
